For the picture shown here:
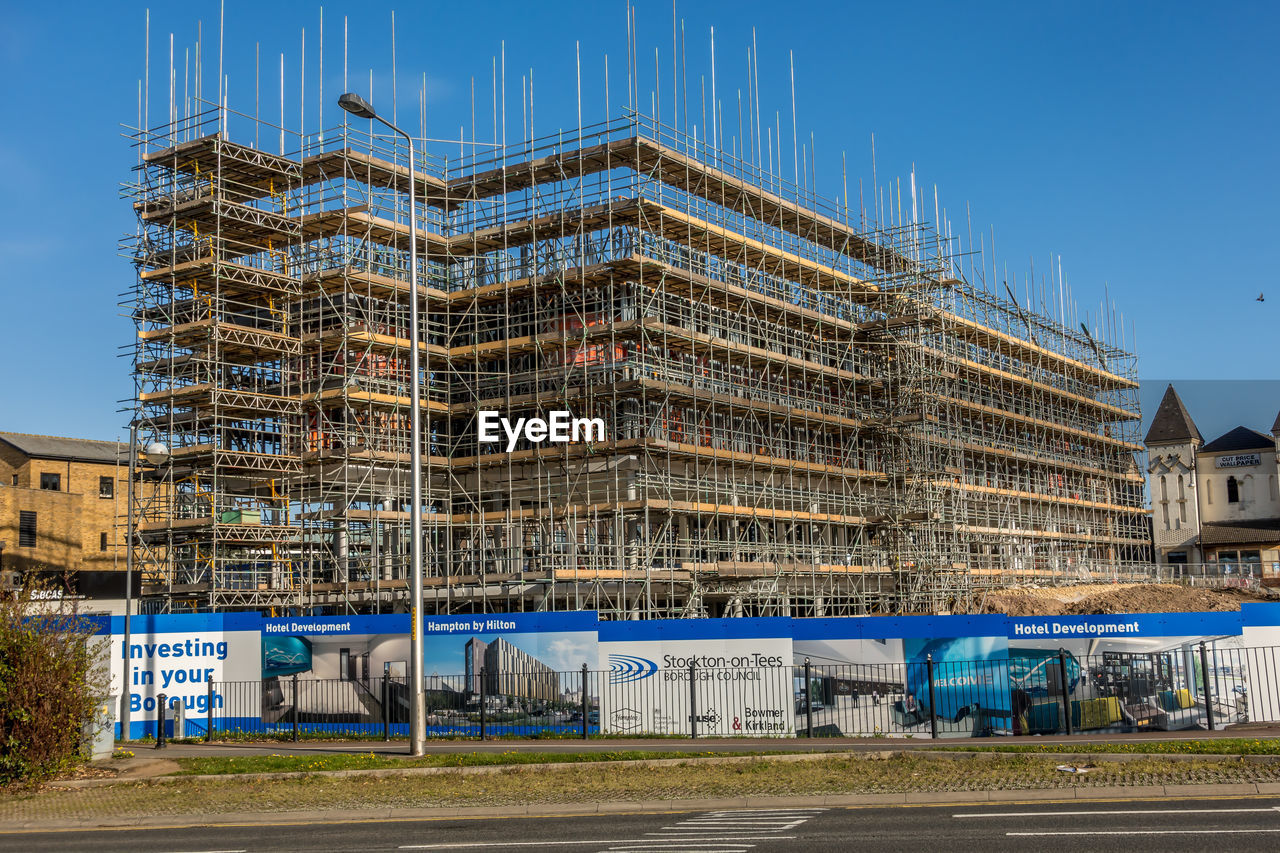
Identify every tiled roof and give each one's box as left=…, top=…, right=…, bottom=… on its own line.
left=1200, top=519, right=1280, bottom=546
left=0, top=432, right=124, bottom=464
left=1200, top=426, right=1275, bottom=454
left=1144, top=384, right=1201, bottom=445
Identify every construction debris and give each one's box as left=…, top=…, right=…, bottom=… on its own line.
left=969, top=584, right=1276, bottom=616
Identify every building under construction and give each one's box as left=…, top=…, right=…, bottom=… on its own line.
left=125, top=64, right=1149, bottom=617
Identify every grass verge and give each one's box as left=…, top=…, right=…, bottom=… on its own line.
left=943, top=738, right=1280, bottom=756
left=171, top=750, right=764, bottom=776
left=5, top=753, right=1280, bottom=824
left=118, top=731, right=689, bottom=745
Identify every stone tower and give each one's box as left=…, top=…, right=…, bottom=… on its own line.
left=1144, top=384, right=1203, bottom=565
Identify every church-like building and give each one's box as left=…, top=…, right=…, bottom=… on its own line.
left=1144, top=385, right=1280, bottom=584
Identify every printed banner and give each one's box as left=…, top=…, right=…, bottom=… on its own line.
left=94, top=603, right=1280, bottom=738
left=108, top=613, right=262, bottom=738
left=598, top=618, right=794, bottom=736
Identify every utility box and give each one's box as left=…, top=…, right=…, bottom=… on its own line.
left=87, top=696, right=117, bottom=760
left=171, top=700, right=186, bottom=739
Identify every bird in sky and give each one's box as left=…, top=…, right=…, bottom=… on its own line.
left=1258, top=292, right=1266, bottom=302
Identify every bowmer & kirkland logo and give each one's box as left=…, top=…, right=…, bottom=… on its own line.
left=608, top=653, right=658, bottom=684
left=478, top=410, right=605, bottom=453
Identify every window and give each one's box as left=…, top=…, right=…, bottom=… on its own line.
left=99, top=476, right=114, bottom=499
left=1160, top=476, right=1168, bottom=501
left=18, top=511, right=36, bottom=548
left=1227, top=476, right=1240, bottom=504
left=1161, top=504, right=1170, bottom=529
left=99, top=532, right=108, bottom=552
left=40, top=472, right=60, bottom=491
left=8, top=474, right=15, bottom=486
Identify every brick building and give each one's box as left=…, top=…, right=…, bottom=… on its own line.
left=0, top=432, right=129, bottom=595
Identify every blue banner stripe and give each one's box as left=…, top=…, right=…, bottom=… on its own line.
left=598, top=616, right=792, bottom=642
left=91, top=608, right=1273, bottom=642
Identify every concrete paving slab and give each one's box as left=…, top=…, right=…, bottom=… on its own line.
left=1162, top=782, right=1261, bottom=796
left=825, top=793, right=909, bottom=806
left=905, top=789, right=989, bottom=803
left=987, top=788, right=1076, bottom=801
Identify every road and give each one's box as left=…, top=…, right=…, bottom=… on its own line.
left=6, top=796, right=1280, bottom=852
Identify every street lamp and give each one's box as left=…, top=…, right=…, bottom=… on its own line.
left=143, top=443, right=170, bottom=466
left=339, top=91, right=427, bottom=757
left=120, top=427, right=168, bottom=740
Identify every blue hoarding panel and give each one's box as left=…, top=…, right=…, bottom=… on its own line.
left=599, top=616, right=792, bottom=643
left=1007, top=611, right=1242, bottom=639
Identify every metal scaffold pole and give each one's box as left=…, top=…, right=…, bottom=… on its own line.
left=124, top=15, right=1147, bottom=622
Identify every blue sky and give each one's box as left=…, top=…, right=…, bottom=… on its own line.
left=1, top=1, right=1275, bottom=442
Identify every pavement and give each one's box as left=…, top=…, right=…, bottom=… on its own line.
left=5, top=727, right=1275, bottom=848
left=5, top=794, right=1280, bottom=851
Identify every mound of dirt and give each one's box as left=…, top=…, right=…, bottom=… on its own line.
left=1061, top=584, right=1269, bottom=615
left=970, top=583, right=1276, bottom=616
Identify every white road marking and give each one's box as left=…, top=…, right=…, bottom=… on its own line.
left=698, top=809, right=826, bottom=814
left=606, top=847, right=755, bottom=852
left=401, top=808, right=826, bottom=851
left=655, top=829, right=806, bottom=833
left=665, top=819, right=803, bottom=824
left=632, top=808, right=826, bottom=850
left=399, top=839, right=794, bottom=850
left=680, top=814, right=819, bottom=819
left=956, top=807, right=1280, bottom=818
left=1008, top=829, right=1280, bottom=837
left=660, top=819, right=808, bottom=824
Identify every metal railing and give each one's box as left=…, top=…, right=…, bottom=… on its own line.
left=1155, top=562, right=1273, bottom=590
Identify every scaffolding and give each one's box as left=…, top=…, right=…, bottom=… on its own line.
left=124, top=89, right=1148, bottom=616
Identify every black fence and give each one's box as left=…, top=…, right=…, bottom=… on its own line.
left=171, top=645, right=1280, bottom=741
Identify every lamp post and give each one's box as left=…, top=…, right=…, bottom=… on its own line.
left=338, top=91, right=426, bottom=756
left=120, top=426, right=168, bottom=740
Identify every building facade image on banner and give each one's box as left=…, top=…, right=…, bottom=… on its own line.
left=597, top=618, right=794, bottom=736
left=421, top=611, right=599, bottom=735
